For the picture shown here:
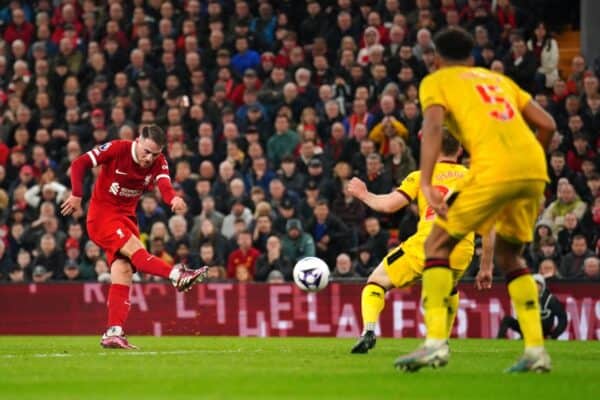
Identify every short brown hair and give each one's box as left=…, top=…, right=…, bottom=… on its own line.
left=141, top=125, right=167, bottom=148
left=441, top=129, right=460, bottom=156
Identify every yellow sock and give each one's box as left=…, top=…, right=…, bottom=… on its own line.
left=446, top=289, right=459, bottom=338
left=507, top=274, right=544, bottom=348
left=422, top=266, right=453, bottom=340
left=361, top=283, right=386, bottom=333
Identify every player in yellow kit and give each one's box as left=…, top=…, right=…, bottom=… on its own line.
left=348, top=132, right=491, bottom=354
left=394, top=28, right=556, bottom=373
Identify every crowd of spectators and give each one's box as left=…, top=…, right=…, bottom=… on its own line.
left=0, top=0, right=597, bottom=285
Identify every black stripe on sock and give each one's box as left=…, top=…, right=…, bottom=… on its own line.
left=366, top=281, right=388, bottom=293
left=424, top=258, right=450, bottom=270
left=506, top=268, right=530, bottom=284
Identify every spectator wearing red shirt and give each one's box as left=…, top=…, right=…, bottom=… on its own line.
left=3, top=8, right=34, bottom=48
left=227, top=230, right=261, bottom=279
left=567, top=134, right=596, bottom=173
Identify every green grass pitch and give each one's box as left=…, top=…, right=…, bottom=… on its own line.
left=0, top=337, right=598, bottom=400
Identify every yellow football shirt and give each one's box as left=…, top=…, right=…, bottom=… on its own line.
left=419, top=66, right=548, bottom=184
left=397, top=162, right=474, bottom=259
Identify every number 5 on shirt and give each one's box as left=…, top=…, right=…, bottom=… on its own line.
left=475, top=84, right=515, bottom=121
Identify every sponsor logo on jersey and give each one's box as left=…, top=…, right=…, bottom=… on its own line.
left=99, top=142, right=112, bottom=151
left=109, top=182, right=142, bottom=198
left=109, top=182, right=120, bottom=195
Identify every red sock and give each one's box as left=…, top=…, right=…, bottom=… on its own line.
left=107, top=284, right=130, bottom=328
left=130, top=248, right=172, bottom=278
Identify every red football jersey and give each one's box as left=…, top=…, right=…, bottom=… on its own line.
left=85, top=140, right=172, bottom=217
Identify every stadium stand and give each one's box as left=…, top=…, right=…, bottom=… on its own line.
left=0, top=0, right=597, bottom=284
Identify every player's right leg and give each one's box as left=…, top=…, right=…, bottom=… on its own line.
left=119, top=235, right=208, bottom=292
left=351, top=263, right=393, bottom=354
left=101, top=258, right=137, bottom=350
left=494, top=182, right=551, bottom=373
left=394, top=226, right=459, bottom=372
left=493, top=235, right=550, bottom=373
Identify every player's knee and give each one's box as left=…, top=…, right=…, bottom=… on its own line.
left=111, top=259, right=134, bottom=284
left=120, top=235, right=144, bottom=258
left=367, top=264, right=393, bottom=290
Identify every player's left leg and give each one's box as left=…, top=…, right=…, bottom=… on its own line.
left=351, top=263, right=394, bottom=354
left=101, top=258, right=137, bottom=350
left=352, top=246, right=425, bottom=354
left=120, top=235, right=208, bottom=292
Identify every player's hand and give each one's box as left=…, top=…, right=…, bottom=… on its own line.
left=60, top=195, right=82, bottom=216
left=422, top=185, right=448, bottom=219
left=475, top=269, right=493, bottom=290
left=347, top=177, right=368, bottom=200
left=170, top=196, right=187, bottom=214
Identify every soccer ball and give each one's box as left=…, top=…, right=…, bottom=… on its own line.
left=293, top=257, right=330, bottom=292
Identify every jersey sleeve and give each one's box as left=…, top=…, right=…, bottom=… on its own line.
left=419, top=73, right=448, bottom=111
left=85, top=140, right=121, bottom=167
left=152, top=155, right=171, bottom=184
left=153, top=155, right=176, bottom=205
left=396, top=171, right=420, bottom=201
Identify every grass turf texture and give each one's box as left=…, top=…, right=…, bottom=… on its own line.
left=0, top=337, right=598, bottom=400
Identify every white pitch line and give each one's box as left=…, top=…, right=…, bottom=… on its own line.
left=0, top=349, right=260, bottom=359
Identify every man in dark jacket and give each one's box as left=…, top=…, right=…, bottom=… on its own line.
left=497, top=274, right=567, bottom=339
left=305, top=199, right=348, bottom=267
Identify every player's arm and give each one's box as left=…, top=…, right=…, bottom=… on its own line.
left=61, top=141, right=119, bottom=216
left=475, top=230, right=496, bottom=290
left=60, top=150, right=95, bottom=215
left=521, top=100, right=556, bottom=150
left=155, top=160, right=187, bottom=213
left=549, top=296, right=568, bottom=339
left=347, top=177, right=409, bottom=213
left=419, top=105, right=447, bottom=217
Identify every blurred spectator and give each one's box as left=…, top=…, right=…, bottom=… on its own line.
left=9, top=265, right=26, bottom=283
left=306, top=199, right=348, bottom=266
left=63, top=260, right=82, bottom=281
left=332, top=253, right=358, bottom=279
left=31, top=265, right=51, bottom=283
left=582, top=256, right=600, bottom=281
left=559, top=235, right=594, bottom=278
left=281, top=219, right=315, bottom=264
left=227, top=230, right=260, bottom=280
left=255, top=235, right=293, bottom=282
left=362, top=217, right=390, bottom=264
left=0, top=241, right=12, bottom=280
left=503, top=36, right=537, bottom=91
left=541, top=183, right=587, bottom=232
left=267, top=114, right=299, bottom=168
left=527, top=21, right=559, bottom=90
left=384, top=137, right=416, bottom=187
left=221, top=199, right=253, bottom=239
left=266, top=269, right=285, bottom=283
left=538, top=258, right=562, bottom=280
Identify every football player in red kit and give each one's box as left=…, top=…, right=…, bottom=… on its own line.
left=61, top=125, right=207, bottom=349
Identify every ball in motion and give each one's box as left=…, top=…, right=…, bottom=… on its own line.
left=293, top=257, right=330, bottom=292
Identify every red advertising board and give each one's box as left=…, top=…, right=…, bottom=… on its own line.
left=0, top=282, right=598, bottom=339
